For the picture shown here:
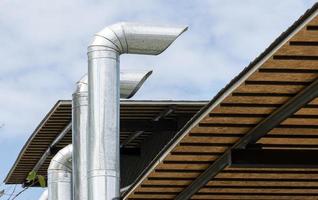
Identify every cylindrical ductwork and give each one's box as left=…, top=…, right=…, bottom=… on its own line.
left=74, top=70, right=153, bottom=99
left=48, top=144, right=72, bottom=200
left=72, top=76, right=88, bottom=200
left=38, top=189, right=48, bottom=200
left=72, top=71, right=152, bottom=200
left=87, top=22, right=187, bottom=200
left=119, top=70, right=152, bottom=99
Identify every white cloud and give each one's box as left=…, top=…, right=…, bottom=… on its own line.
left=1, top=1, right=317, bottom=198
left=0, top=0, right=316, bottom=140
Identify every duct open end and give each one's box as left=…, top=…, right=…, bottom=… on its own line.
left=87, top=22, right=186, bottom=200
left=38, top=189, right=48, bottom=200
left=120, top=70, right=152, bottom=98
left=75, top=70, right=152, bottom=98
left=89, top=22, right=188, bottom=55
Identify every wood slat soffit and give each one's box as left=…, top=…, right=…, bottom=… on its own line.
left=5, top=100, right=206, bottom=185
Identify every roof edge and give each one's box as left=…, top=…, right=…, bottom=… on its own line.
left=4, top=99, right=208, bottom=184
left=4, top=100, right=68, bottom=183
left=123, top=2, right=318, bottom=198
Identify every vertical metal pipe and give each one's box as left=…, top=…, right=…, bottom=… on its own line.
left=88, top=48, right=120, bottom=200
left=87, top=22, right=187, bottom=200
left=72, top=71, right=152, bottom=200
left=48, top=144, right=72, bottom=200
left=72, top=76, right=88, bottom=200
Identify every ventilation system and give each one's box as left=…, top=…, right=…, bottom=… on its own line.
left=87, top=22, right=187, bottom=199
left=46, top=22, right=187, bottom=200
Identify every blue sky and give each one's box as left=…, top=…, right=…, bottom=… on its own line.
left=0, top=0, right=316, bottom=199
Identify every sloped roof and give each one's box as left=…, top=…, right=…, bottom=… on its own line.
left=124, top=3, right=318, bottom=199
left=5, top=100, right=206, bottom=185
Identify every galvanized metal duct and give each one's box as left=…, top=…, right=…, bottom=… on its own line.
left=119, top=70, right=153, bottom=99
left=38, top=189, right=48, bottom=200
left=72, top=71, right=152, bottom=200
left=72, top=76, right=88, bottom=200
left=74, top=70, right=153, bottom=99
left=87, top=22, right=187, bottom=200
left=48, top=144, right=72, bottom=200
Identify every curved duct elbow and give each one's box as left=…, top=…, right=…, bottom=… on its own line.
left=48, top=144, right=72, bottom=171
left=87, top=22, right=187, bottom=200
left=48, top=144, right=72, bottom=200
left=89, top=22, right=188, bottom=55
left=119, top=70, right=152, bottom=98
left=75, top=75, right=88, bottom=94
left=75, top=70, right=152, bottom=98
left=38, top=189, right=48, bottom=200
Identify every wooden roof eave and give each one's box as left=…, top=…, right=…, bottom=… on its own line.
left=123, top=3, right=318, bottom=199
left=175, top=74, right=318, bottom=200
left=3, top=100, right=70, bottom=184
left=4, top=100, right=207, bottom=185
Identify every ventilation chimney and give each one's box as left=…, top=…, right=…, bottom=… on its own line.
left=87, top=22, right=187, bottom=200
left=72, top=70, right=152, bottom=200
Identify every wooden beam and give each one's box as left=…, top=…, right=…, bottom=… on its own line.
left=153, top=105, right=175, bottom=121
left=175, top=78, right=318, bottom=200
left=120, top=131, right=144, bottom=148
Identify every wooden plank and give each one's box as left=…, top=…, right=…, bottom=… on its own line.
left=181, top=136, right=239, bottom=144
left=156, top=163, right=210, bottom=171
left=262, top=146, right=318, bottom=150
left=191, top=194, right=318, bottom=200
left=211, top=106, right=275, bottom=115
left=207, top=180, right=318, bottom=187
left=269, top=127, right=318, bottom=135
left=276, top=43, right=318, bottom=57
left=262, top=59, right=318, bottom=70
left=165, top=154, right=219, bottom=162
left=296, top=107, right=318, bottom=115
left=135, top=186, right=318, bottom=194
left=173, top=146, right=227, bottom=153
left=248, top=71, right=316, bottom=82
left=290, top=28, right=318, bottom=42
left=306, top=17, right=318, bottom=26
left=308, top=97, right=318, bottom=105
left=149, top=171, right=200, bottom=179
left=201, top=116, right=263, bottom=125
left=258, top=137, right=318, bottom=145
left=224, top=167, right=318, bottom=172
left=135, top=187, right=184, bottom=193
left=222, top=96, right=289, bottom=105
left=191, top=126, right=250, bottom=134
left=142, top=179, right=192, bottom=186
left=235, top=84, right=304, bottom=94
left=198, top=188, right=318, bottom=194
left=215, top=172, right=318, bottom=179
left=281, top=118, right=318, bottom=125
left=129, top=194, right=175, bottom=199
